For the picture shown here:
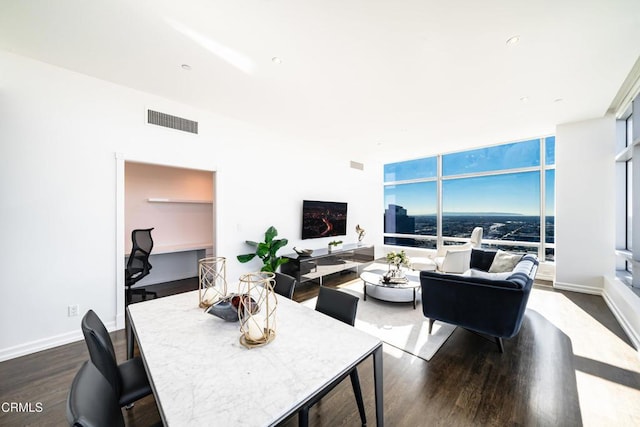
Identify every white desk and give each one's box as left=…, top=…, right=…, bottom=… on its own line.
left=127, top=291, right=384, bottom=426
left=125, top=243, right=212, bottom=286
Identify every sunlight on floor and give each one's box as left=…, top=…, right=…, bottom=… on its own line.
left=527, top=287, right=640, bottom=425
left=576, top=370, right=640, bottom=426
left=382, top=344, right=405, bottom=359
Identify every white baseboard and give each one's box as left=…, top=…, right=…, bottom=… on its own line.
left=554, top=279, right=639, bottom=354
left=602, top=291, right=640, bottom=351
left=553, top=281, right=603, bottom=295
left=0, top=320, right=119, bottom=363
left=536, top=272, right=555, bottom=281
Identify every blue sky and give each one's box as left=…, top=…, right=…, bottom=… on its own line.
left=442, top=139, right=541, bottom=176
left=384, top=182, right=437, bottom=215
left=384, top=138, right=555, bottom=216
left=443, top=172, right=541, bottom=215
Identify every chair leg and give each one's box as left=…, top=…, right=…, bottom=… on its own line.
left=349, top=369, right=367, bottom=426
left=428, top=318, right=435, bottom=334
left=495, top=337, right=504, bottom=353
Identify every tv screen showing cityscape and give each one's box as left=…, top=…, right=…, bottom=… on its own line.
left=302, top=200, right=348, bottom=240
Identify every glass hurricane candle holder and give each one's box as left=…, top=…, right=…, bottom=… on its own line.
left=237, top=272, right=277, bottom=348
left=198, top=257, right=227, bottom=308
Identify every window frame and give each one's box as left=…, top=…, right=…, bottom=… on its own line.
left=383, top=136, right=555, bottom=260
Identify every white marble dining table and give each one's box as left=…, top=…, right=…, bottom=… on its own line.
left=127, top=290, right=384, bottom=426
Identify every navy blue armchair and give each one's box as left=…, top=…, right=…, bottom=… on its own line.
left=419, top=249, right=539, bottom=352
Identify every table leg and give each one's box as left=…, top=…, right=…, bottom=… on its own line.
left=298, top=406, right=309, bottom=427
left=413, top=288, right=416, bottom=310
left=373, top=345, right=384, bottom=426
left=126, top=310, right=134, bottom=360
left=364, top=283, right=367, bottom=301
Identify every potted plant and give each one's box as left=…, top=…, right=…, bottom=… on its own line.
left=237, top=226, right=289, bottom=273
left=385, top=250, right=410, bottom=278
left=328, top=240, right=343, bottom=253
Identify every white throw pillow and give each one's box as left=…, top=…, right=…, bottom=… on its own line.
left=439, top=248, right=471, bottom=274
left=488, top=250, right=522, bottom=273
left=469, top=269, right=512, bottom=280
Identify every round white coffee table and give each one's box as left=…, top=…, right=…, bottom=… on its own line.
left=360, top=268, right=421, bottom=309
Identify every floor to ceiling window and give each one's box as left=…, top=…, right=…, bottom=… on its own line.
left=384, top=136, right=555, bottom=261
left=384, top=157, right=438, bottom=249
left=616, top=93, right=638, bottom=291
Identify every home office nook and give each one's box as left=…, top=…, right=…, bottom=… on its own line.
left=124, top=162, right=215, bottom=296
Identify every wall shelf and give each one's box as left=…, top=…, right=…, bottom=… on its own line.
left=148, top=198, right=213, bottom=204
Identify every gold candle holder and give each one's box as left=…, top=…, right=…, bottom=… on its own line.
left=198, top=257, right=227, bottom=308
left=238, top=272, right=277, bottom=348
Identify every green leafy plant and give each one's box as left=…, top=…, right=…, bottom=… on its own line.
left=386, top=250, right=410, bottom=267
left=237, top=226, right=289, bottom=273
left=328, top=240, right=343, bottom=246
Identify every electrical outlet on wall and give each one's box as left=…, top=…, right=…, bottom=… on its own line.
left=68, top=304, right=79, bottom=317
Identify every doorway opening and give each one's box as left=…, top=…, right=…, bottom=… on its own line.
left=115, top=154, right=216, bottom=329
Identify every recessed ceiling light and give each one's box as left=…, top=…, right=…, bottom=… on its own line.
left=181, top=64, right=192, bottom=71
left=271, top=57, right=282, bottom=64
left=553, top=98, right=564, bottom=103
left=520, top=96, right=529, bottom=102
left=506, top=35, right=520, bottom=46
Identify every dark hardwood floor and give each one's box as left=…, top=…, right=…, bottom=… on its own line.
left=1, top=275, right=639, bottom=426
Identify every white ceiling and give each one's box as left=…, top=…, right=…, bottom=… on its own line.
left=1, top=0, right=639, bottom=158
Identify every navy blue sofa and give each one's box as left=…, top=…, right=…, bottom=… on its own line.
left=419, top=249, right=539, bottom=352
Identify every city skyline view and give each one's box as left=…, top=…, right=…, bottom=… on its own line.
left=383, top=137, right=555, bottom=259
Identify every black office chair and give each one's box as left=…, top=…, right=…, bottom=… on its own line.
left=67, top=360, right=125, bottom=427
left=299, top=286, right=366, bottom=426
left=81, top=310, right=152, bottom=408
left=273, top=272, right=297, bottom=299
left=125, top=228, right=156, bottom=303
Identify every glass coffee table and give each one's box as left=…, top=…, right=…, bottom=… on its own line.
left=360, top=267, right=422, bottom=309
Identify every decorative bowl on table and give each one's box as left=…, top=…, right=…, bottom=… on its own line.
left=293, top=247, right=313, bottom=256
left=206, top=294, right=259, bottom=322
left=206, top=300, right=238, bottom=322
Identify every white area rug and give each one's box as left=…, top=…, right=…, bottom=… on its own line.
left=302, top=282, right=456, bottom=361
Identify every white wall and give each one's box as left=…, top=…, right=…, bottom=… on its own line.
left=0, top=51, right=381, bottom=360
left=125, top=162, right=214, bottom=254
left=555, top=117, right=617, bottom=292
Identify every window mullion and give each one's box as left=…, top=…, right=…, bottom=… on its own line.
left=437, top=154, right=443, bottom=249
left=540, top=138, right=546, bottom=260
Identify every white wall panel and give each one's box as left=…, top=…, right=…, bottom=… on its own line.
left=0, top=51, right=380, bottom=360
left=555, top=117, right=616, bottom=290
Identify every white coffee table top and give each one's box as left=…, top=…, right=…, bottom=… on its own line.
left=360, top=270, right=420, bottom=289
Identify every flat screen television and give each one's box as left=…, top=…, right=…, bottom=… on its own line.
left=301, top=200, right=348, bottom=240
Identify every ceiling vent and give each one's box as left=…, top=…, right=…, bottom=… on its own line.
left=147, top=109, right=198, bottom=134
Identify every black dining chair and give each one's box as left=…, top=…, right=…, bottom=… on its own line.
left=81, top=309, right=152, bottom=408
left=67, top=360, right=125, bottom=427
left=299, top=286, right=366, bottom=426
left=273, top=272, right=297, bottom=299
left=125, top=228, right=156, bottom=304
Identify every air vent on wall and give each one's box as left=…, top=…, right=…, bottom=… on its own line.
left=147, top=109, right=198, bottom=134
left=350, top=160, right=364, bottom=171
